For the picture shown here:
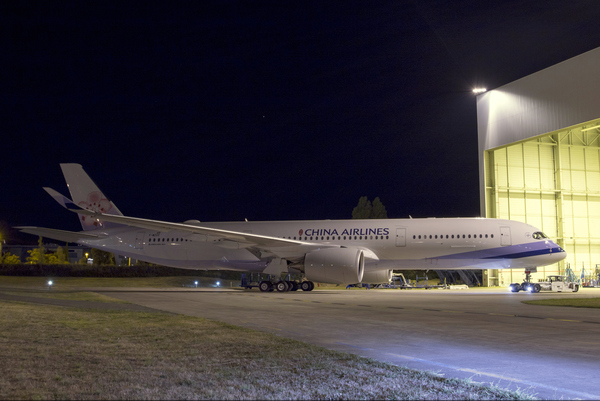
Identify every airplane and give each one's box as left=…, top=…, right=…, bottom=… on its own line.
left=17, top=164, right=567, bottom=292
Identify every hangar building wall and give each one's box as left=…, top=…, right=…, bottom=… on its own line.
left=476, top=47, right=600, bottom=286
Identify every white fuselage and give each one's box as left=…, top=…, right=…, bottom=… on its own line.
left=78, top=217, right=566, bottom=274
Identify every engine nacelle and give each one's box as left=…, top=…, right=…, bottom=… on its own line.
left=304, top=247, right=365, bottom=284
left=361, top=269, right=392, bottom=284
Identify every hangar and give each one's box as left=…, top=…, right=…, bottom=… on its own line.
left=477, top=46, right=600, bottom=286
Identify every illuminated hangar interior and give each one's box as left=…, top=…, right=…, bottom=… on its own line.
left=476, top=46, right=600, bottom=286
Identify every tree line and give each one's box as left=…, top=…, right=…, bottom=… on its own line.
left=0, top=237, right=119, bottom=265
left=352, top=196, right=388, bottom=219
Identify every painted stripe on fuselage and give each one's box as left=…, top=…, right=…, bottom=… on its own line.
left=435, top=241, right=564, bottom=260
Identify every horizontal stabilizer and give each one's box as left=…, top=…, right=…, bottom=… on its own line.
left=43, top=187, right=83, bottom=210
left=15, top=226, right=104, bottom=243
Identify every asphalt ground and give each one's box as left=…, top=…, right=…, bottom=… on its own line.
left=5, top=285, right=600, bottom=399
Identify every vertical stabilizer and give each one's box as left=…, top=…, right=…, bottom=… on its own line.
left=60, top=164, right=123, bottom=231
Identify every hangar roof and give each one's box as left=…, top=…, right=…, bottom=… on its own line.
left=476, top=46, right=600, bottom=152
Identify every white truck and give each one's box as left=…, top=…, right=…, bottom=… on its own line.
left=510, top=275, right=580, bottom=293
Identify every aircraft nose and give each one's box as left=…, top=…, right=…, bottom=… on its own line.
left=548, top=241, right=567, bottom=262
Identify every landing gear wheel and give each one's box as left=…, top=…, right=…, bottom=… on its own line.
left=259, top=281, right=272, bottom=292
left=509, top=283, right=520, bottom=292
left=289, top=281, right=298, bottom=291
left=301, top=281, right=311, bottom=291
left=308, top=281, right=315, bottom=291
left=574, top=285, right=579, bottom=292
left=276, top=281, right=289, bottom=292
left=533, top=284, right=541, bottom=293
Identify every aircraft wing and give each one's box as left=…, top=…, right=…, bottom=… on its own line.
left=68, top=209, right=379, bottom=259
left=69, top=208, right=297, bottom=246
left=15, top=226, right=106, bottom=243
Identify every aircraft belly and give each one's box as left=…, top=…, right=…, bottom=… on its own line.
left=186, top=242, right=259, bottom=262
left=370, top=257, right=511, bottom=270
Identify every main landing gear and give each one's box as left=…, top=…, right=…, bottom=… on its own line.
left=258, top=280, right=315, bottom=292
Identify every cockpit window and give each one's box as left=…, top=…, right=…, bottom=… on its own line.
left=532, top=232, right=548, bottom=240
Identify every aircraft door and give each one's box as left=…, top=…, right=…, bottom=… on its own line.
left=134, top=231, right=145, bottom=249
left=395, top=228, right=406, bottom=247
left=500, top=226, right=511, bottom=246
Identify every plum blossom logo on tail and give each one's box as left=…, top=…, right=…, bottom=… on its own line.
left=78, top=191, right=113, bottom=228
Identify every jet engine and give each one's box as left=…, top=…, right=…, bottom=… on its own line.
left=304, top=247, right=364, bottom=284
left=361, top=269, right=392, bottom=284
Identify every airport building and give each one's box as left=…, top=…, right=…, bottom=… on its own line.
left=477, top=46, right=600, bottom=286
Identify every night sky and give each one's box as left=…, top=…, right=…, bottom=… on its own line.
left=3, top=1, right=600, bottom=242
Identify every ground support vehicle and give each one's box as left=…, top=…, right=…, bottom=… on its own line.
left=390, top=273, right=412, bottom=289
left=509, top=275, right=580, bottom=293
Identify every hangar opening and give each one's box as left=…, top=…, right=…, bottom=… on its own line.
left=477, top=47, right=600, bottom=286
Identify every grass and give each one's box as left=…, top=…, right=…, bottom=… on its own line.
left=0, top=275, right=234, bottom=289
left=523, top=297, right=600, bottom=308
left=0, top=290, right=130, bottom=303
left=0, top=293, right=533, bottom=400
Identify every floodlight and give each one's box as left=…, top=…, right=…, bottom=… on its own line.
left=472, top=88, right=487, bottom=94
left=216, top=281, right=220, bottom=286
